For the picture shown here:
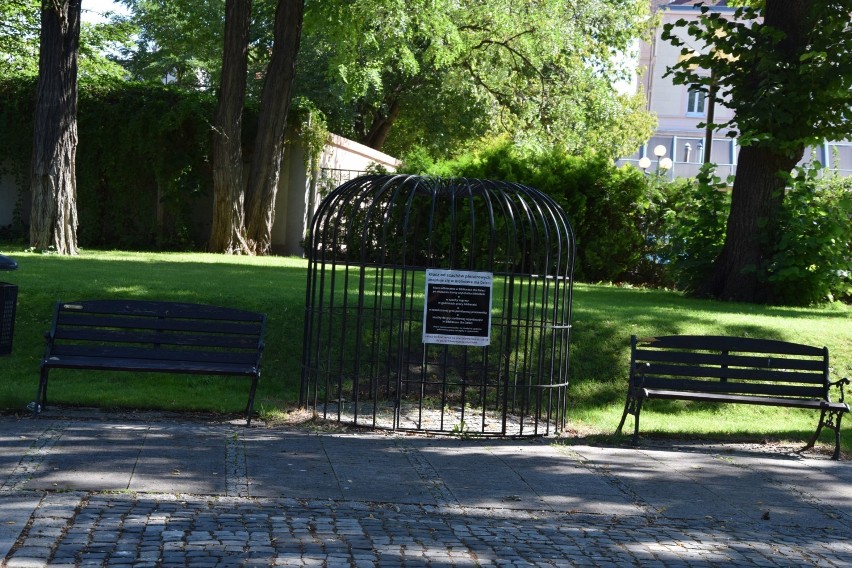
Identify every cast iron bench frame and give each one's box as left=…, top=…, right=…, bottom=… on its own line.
left=616, top=335, right=849, bottom=459
left=34, top=300, right=266, bottom=425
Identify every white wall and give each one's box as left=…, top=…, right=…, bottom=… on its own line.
left=270, top=134, right=399, bottom=256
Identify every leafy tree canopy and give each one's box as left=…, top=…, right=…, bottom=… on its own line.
left=300, top=0, right=655, bottom=157
left=114, top=0, right=277, bottom=94
left=108, top=0, right=655, bottom=158
left=0, top=0, right=133, bottom=82
left=664, top=1, right=852, bottom=152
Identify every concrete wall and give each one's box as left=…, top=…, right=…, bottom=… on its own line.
left=271, top=134, right=399, bottom=256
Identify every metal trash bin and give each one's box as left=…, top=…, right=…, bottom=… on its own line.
left=0, top=254, right=19, bottom=356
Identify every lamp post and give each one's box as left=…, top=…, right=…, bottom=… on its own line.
left=637, top=146, right=673, bottom=282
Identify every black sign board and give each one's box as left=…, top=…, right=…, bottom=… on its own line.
left=423, top=269, right=492, bottom=346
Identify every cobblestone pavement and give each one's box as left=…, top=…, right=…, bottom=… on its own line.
left=1, top=415, right=851, bottom=567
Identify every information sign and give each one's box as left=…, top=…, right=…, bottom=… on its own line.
left=423, top=269, right=492, bottom=346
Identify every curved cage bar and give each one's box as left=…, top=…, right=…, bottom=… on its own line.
left=300, top=175, right=575, bottom=436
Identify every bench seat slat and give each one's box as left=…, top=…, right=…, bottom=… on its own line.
left=638, top=377, right=826, bottom=398
left=639, top=363, right=825, bottom=384
left=43, top=355, right=257, bottom=376
left=54, top=328, right=262, bottom=350
left=641, top=389, right=849, bottom=412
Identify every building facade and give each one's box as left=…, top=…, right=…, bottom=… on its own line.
left=621, top=0, right=852, bottom=179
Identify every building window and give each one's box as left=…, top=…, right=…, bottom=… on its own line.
left=686, top=88, right=706, bottom=116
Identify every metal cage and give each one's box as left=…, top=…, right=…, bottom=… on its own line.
left=300, top=175, right=575, bottom=436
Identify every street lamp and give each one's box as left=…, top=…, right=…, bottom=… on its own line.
left=638, top=156, right=652, bottom=171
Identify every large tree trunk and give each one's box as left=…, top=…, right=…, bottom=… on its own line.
left=29, top=0, right=80, bottom=255
left=209, top=0, right=252, bottom=254
left=698, top=0, right=810, bottom=303
left=245, top=0, right=305, bottom=255
left=700, top=145, right=803, bottom=302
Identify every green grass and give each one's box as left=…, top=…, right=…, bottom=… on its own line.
left=1, top=248, right=850, bottom=453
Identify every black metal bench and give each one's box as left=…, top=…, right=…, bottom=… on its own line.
left=34, top=300, right=266, bottom=425
left=616, top=335, right=849, bottom=459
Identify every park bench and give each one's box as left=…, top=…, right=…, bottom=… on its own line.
left=616, top=335, right=849, bottom=459
left=34, top=300, right=266, bottom=425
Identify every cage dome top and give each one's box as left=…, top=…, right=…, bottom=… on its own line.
left=308, top=174, right=575, bottom=276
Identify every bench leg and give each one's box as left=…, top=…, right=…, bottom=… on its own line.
left=801, top=409, right=826, bottom=453
left=632, top=399, right=643, bottom=446
left=244, top=373, right=260, bottom=426
left=615, top=393, right=642, bottom=446
left=832, top=412, right=844, bottom=461
left=802, top=409, right=844, bottom=460
left=32, top=367, right=49, bottom=417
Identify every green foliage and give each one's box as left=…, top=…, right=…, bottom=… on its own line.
left=658, top=163, right=851, bottom=306
left=663, top=2, right=852, bottom=153
left=114, top=0, right=277, bottom=97
left=411, top=140, right=852, bottom=306
left=301, top=0, right=655, bottom=157
left=0, top=0, right=40, bottom=77
left=78, top=16, right=137, bottom=83
left=407, top=138, right=649, bottom=283
left=77, top=82, right=218, bottom=249
left=0, top=0, right=135, bottom=82
left=659, top=166, right=730, bottom=292
left=114, top=0, right=226, bottom=89
left=0, top=78, right=217, bottom=249
left=767, top=166, right=852, bottom=305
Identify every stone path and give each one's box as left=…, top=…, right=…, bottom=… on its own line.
left=1, top=414, right=851, bottom=567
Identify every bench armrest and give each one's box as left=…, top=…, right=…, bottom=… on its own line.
left=830, top=377, right=850, bottom=402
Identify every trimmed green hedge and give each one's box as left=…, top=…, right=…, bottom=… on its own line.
left=1, top=79, right=224, bottom=249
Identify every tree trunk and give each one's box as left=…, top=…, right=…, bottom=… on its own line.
left=209, top=0, right=252, bottom=254
left=29, top=0, right=80, bottom=255
left=362, top=99, right=400, bottom=151
left=698, top=0, right=811, bottom=303
left=699, top=145, right=802, bottom=302
left=245, top=0, right=305, bottom=255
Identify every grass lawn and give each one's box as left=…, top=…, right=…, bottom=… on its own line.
left=1, top=248, right=850, bottom=453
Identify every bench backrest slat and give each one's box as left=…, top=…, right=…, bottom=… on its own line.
left=54, top=328, right=262, bottom=350
left=48, top=300, right=265, bottom=363
left=634, top=349, right=827, bottom=372
left=634, top=335, right=825, bottom=356
left=641, top=362, right=826, bottom=384
left=50, top=344, right=259, bottom=365
left=640, top=377, right=826, bottom=398
left=631, top=335, right=830, bottom=401
left=57, top=313, right=263, bottom=336
left=58, top=300, right=264, bottom=322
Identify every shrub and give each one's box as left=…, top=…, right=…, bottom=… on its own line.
left=766, top=167, right=852, bottom=304
left=406, top=138, right=649, bottom=283
left=658, top=165, right=730, bottom=292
